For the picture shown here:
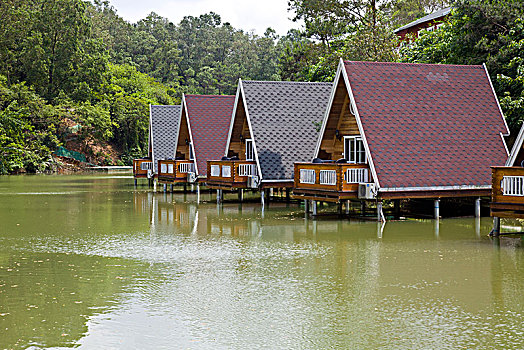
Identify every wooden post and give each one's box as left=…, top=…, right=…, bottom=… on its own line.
left=475, top=197, right=481, bottom=218
left=394, top=199, right=401, bottom=219
left=345, top=200, right=350, bottom=215
left=312, top=200, right=317, bottom=216
left=134, top=178, right=138, bottom=187
left=492, top=217, right=500, bottom=236
left=338, top=202, right=343, bottom=215
left=238, top=189, right=244, bottom=202
left=434, top=199, right=440, bottom=220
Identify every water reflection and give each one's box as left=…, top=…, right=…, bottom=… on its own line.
left=0, top=176, right=522, bottom=349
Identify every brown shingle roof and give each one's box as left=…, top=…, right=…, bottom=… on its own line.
left=343, top=61, right=508, bottom=189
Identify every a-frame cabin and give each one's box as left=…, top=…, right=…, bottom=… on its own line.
left=157, top=94, right=235, bottom=187
left=491, top=124, right=524, bottom=230
left=206, top=80, right=332, bottom=201
left=133, top=105, right=181, bottom=183
left=293, top=59, right=510, bottom=217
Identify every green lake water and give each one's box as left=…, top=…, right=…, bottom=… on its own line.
left=0, top=175, right=523, bottom=349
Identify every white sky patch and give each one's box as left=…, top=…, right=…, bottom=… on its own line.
left=102, top=0, right=300, bottom=35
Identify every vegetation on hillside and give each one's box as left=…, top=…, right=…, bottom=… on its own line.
left=0, top=0, right=522, bottom=174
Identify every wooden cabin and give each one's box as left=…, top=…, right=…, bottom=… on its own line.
left=394, top=7, right=451, bottom=41
left=294, top=60, right=510, bottom=217
left=206, top=80, right=332, bottom=200
left=491, top=125, right=524, bottom=229
left=133, top=105, right=181, bottom=183
left=157, top=94, right=235, bottom=187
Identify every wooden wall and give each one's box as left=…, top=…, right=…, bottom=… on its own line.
left=227, top=96, right=252, bottom=159
left=176, top=109, right=192, bottom=159
left=318, top=74, right=360, bottom=160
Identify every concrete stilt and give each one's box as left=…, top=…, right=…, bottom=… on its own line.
left=196, top=185, right=200, bottom=204
left=134, top=178, right=138, bottom=187
left=216, top=189, right=222, bottom=204
left=377, top=201, right=383, bottom=222
left=345, top=200, right=350, bottom=215
left=338, top=202, right=343, bottom=215
left=434, top=199, right=440, bottom=220
left=361, top=201, right=366, bottom=216
left=312, top=200, right=317, bottom=216
left=475, top=217, right=481, bottom=238
left=261, top=189, right=266, bottom=207
left=238, top=189, right=244, bottom=202
left=305, top=199, right=310, bottom=214
left=183, top=184, right=187, bottom=193
left=434, top=219, right=440, bottom=237
left=491, top=217, right=501, bottom=236
left=170, top=184, right=174, bottom=192
left=286, top=188, right=290, bottom=202
left=394, top=199, right=401, bottom=219
left=153, top=179, right=157, bottom=192
left=475, top=197, right=481, bottom=218
left=163, top=184, right=167, bottom=192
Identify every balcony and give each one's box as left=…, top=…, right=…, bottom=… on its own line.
left=293, top=162, right=370, bottom=201
left=490, top=166, right=524, bottom=218
left=206, top=160, right=257, bottom=189
left=157, top=159, right=196, bottom=183
left=133, top=158, right=153, bottom=178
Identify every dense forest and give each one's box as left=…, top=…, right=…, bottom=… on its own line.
left=0, top=0, right=522, bottom=174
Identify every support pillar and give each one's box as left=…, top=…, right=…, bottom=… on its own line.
left=216, top=189, right=222, bottom=204
left=475, top=197, right=481, bottom=218
left=345, top=200, right=350, bottom=215
left=361, top=201, right=366, bottom=216
left=285, top=188, right=290, bottom=202
left=261, top=189, right=266, bottom=207
left=305, top=199, right=310, bottom=214
left=153, top=179, right=157, bottom=192
left=170, top=184, right=174, bottom=192
left=491, top=217, right=500, bottom=236
left=312, top=200, right=317, bottom=216
left=163, top=184, right=167, bottom=192
left=238, top=189, right=244, bottom=202
left=191, top=184, right=194, bottom=193
left=196, top=185, right=200, bottom=204
left=377, top=201, right=383, bottom=222
left=434, top=199, right=440, bottom=220
left=134, top=178, right=138, bottom=187
left=183, top=184, right=187, bottom=193
left=394, top=199, right=401, bottom=219
left=338, top=202, right=343, bottom=215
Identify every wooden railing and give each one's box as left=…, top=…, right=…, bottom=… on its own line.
left=294, top=162, right=370, bottom=192
left=491, top=167, right=524, bottom=219
left=157, top=159, right=195, bottom=182
left=133, top=158, right=153, bottom=178
left=207, top=160, right=257, bottom=186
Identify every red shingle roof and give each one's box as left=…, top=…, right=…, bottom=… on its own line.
left=184, top=94, right=235, bottom=177
left=344, top=61, right=509, bottom=189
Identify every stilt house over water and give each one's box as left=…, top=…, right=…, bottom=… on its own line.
left=206, top=80, right=332, bottom=201
left=293, top=60, right=509, bottom=216
left=491, top=124, right=524, bottom=231
left=157, top=94, right=235, bottom=186
left=133, top=105, right=181, bottom=182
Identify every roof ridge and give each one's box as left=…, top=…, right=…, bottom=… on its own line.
left=344, top=60, right=483, bottom=69
left=242, top=80, right=332, bottom=85
left=185, top=94, right=235, bottom=98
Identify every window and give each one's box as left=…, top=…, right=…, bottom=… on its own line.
left=210, top=165, right=220, bottom=177
left=345, top=168, right=368, bottom=183
left=222, top=165, right=231, bottom=177
left=319, top=170, right=336, bottom=185
left=502, top=176, right=524, bottom=196
left=189, top=142, right=195, bottom=161
left=168, top=164, right=174, bottom=174
left=245, top=139, right=254, bottom=161
left=344, top=136, right=366, bottom=164
left=299, top=169, right=316, bottom=184
left=160, top=163, right=167, bottom=173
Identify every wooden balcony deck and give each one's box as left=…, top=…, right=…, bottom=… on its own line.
left=293, top=162, right=371, bottom=202
left=206, top=160, right=257, bottom=190
left=133, top=158, right=153, bottom=178
left=157, top=159, right=195, bottom=183
left=490, top=166, right=524, bottom=218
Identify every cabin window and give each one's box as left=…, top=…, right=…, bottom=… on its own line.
left=168, top=164, right=174, bottom=174
left=344, top=136, right=366, bottom=164
left=161, top=163, right=167, bottom=173
left=210, top=165, right=220, bottom=177
left=245, top=139, right=254, bottom=161
left=189, top=142, right=195, bottom=161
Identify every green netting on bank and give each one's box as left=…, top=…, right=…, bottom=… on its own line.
left=54, top=146, right=87, bottom=162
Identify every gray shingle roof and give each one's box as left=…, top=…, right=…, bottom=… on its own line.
left=150, top=105, right=181, bottom=173
left=394, top=7, right=451, bottom=33
left=241, top=80, right=332, bottom=181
